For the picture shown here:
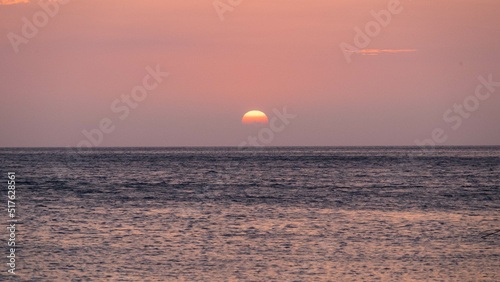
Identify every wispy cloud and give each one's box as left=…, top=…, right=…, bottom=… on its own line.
left=351, top=49, right=418, bottom=56
left=0, top=0, right=63, bottom=6
left=0, top=0, right=30, bottom=5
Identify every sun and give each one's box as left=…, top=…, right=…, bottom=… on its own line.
left=242, top=110, right=268, bottom=124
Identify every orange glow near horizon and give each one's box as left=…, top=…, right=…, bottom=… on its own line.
left=242, top=110, right=269, bottom=124
left=0, top=0, right=29, bottom=5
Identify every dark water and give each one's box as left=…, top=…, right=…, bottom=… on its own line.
left=1, top=147, right=499, bottom=281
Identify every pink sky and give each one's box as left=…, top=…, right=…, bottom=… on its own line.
left=1, top=0, right=499, bottom=146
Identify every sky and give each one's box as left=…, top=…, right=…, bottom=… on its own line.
left=0, top=0, right=499, bottom=147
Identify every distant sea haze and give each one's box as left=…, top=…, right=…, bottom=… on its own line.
left=1, top=147, right=498, bottom=280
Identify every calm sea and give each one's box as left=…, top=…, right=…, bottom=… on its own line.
left=1, top=147, right=499, bottom=281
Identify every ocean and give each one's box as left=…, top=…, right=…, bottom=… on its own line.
left=1, top=147, right=499, bottom=281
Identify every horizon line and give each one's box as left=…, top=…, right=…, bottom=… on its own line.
left=1, top=145, right=500, bottom=149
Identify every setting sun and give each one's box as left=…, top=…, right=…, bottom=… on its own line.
left=242, top=110, right=268, bottom=124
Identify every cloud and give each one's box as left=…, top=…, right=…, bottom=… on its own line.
left=0, top=0, right=29, bottom=5
left=0, top=0, right=64, bottom=6
left=352, top=49, right=418, bottom=56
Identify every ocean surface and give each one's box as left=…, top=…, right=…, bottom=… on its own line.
left=1, top=147, right=499, bottom=281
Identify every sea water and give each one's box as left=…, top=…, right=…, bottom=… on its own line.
left=0, top=147, right=498, bottom=281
